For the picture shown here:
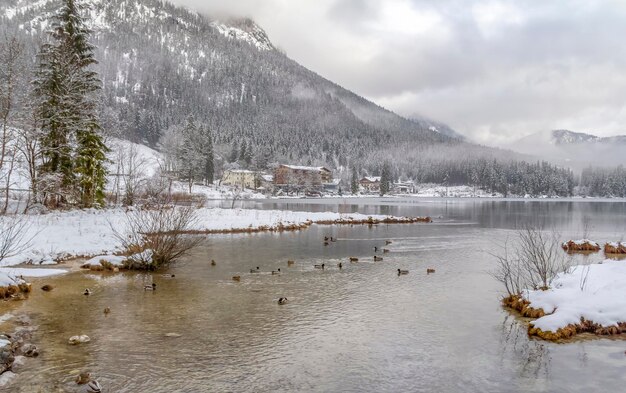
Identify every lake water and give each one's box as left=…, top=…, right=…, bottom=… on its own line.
left=1, top=198, right=626, bottom=392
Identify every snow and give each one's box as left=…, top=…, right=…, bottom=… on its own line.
left=523, top=260, right=626, bottom=332
left=563, top=239, right=599, bottom=247
left=82, top=254, right=126, bottom=267
left=281, top=165, right=328, bottom=172
left=0, top=207, right=413, bottom=267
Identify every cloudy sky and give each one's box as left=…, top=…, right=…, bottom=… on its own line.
left=170, top=0, right=626, bottom=145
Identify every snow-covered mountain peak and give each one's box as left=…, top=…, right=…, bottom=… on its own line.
left=210, top=18, right=274, bottom=51
left=3, top=0, right=275, bottom=52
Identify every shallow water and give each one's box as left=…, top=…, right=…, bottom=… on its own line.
left=2, top=199, right=626, bottom=392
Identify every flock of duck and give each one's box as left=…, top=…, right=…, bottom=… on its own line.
left=232, top=236, right=436, bottom=305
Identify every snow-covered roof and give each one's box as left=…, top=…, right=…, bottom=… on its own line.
left=361, top=176, right=381, bottom=183
left=261, top=175, right=274, bottom=182
left=280, top=165, right=330, bottom=172
left=225, top=169, right=257, bottom=174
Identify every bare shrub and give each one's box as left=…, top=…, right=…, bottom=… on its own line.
left=492, top=226, right=569, bottom=296
left=0, top=215, right=33, bottom=263
left=112, top=204, right=201, bottom=270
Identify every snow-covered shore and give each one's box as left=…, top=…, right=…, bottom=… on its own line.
left=0, top=207, right=424, bottom=268
left=522, top=259, right=626, bottom=337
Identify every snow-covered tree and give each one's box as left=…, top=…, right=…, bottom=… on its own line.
left=351, top=167, right=359, bottom=195
left=33, top=0, right=108, bottom=208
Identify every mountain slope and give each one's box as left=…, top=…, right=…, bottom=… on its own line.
left=3, top=0, right=525, bottom=182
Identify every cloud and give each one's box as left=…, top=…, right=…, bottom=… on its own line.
left=170, top=0, right=626, bottom=144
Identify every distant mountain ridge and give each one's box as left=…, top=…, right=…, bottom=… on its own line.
left=511, top=129, right=626, bottom=168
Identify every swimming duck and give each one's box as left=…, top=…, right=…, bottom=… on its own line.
left=374, top=246, right=379, bottom=252
left=232, top=276, right=241, bottom=282
left=250, top=267, right=260, bottom=273
left=330, top=237, right=337, bottom=242
left=41, top=284, right=53, bottom=292
left=383, top=249, right=390, bottom=253
left=278, top=297, right=288, bottom=305
left=374, top=256, right=383, bottom=261
left=144, top=283, right=156, bottom=291
left=103, top=307, right=111, bottom=314
left=272, top=268, right=281, bottom=275
left=386, top=240, right=393, bottom=245
left=161, top=274, right=175, bottom=278
left=211, top=259, right=216, bottom=266
left=86, top=380, right=102, bottom=393
left=83, top=288, right=92, bottom=296
left=338, top=262, right=343, bottom=269
left=75, top=372, right=91, bottom=385
left=324, top=241, right=329, bottom=246
left=397, top=269, right=409, bottom=275
left=427, top=268, right=436, bottom=274
left=349, top=257, right=359, bottom=262
left=324, top=236, right=330, bottom=241
left=314, top=263, right=325, bottom=269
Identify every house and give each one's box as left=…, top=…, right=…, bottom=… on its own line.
left=221, top=170, right=262, bottom=189
left=259, top=174, right=274, bottom=192
left=393, top=180, right=416, bottom=194
left=323, top=178, right=342, bottom=194
left=360, top=176, right=381, bottom=193
left=274, top=165, right=332, bottom=191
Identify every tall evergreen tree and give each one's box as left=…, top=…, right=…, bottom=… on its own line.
left=351, top=167, right=359, bottom=195
left=34, top=0, right=108, bottom=207
left=202, top=125, right=214, bottom=185
left=380, top=162, right=391, bottom=196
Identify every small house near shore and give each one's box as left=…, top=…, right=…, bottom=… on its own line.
left=273, top=165, right=332, bottom=191
left=221, top=169, right=262, bottom=190
left=360, top=176, right=381, bottom=193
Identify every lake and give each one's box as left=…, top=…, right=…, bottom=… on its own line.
left=1, top=198, right=626, bottom=392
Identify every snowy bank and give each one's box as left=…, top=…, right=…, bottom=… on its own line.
left=1, top=208, right=430, bottom=267
left=561, top=239, right=601, bottom=252
left=604, top=242, right=626, bottom=254
left=520, top=260, right=626, bottom=340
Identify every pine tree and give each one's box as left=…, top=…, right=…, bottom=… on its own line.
left=351, top=167, right=359, bottom=195
left=239, top=141, right=247, bottom=163
left=34, top=0, right=108, bottom=207
left=380, top=162, right=391, bottom=196
left=202, top=125, right=214, bottom=185
left=229, top=142, right=238, bottom=163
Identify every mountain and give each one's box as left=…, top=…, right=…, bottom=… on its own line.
left=2, top=0, right=573, bottom=195
left=511, top=130, right=626, bottom=169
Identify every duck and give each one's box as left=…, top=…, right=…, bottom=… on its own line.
left=427, top=268, right=436, bottom=274
left=144, top=283, right=156, bottom=291
left=324, top=241, right=329, bottom=246
left=86, top=380, right=102, bottom=393
left=41, top=284, right=53, bottom=292
left=103, top=307, right=111, bottom=314
left=278, top=297, right=288, bottom=305
left=374, top=246, right=379, bottom=252
left=314, top=263, right=325, bottom=269
left=383, top=249, right=390, bottom=253
left=272, top=268, right=281, bottom=275
left=232, top=276, right=241, bottom=282
left=161, top=274, right=175, bottom=278
left=250, top=267, right=260, bottom=273
left=338, top=262, right=343, bottom=270
left=386, top=240, right=393, bottom=245
left=330, top=237, right=337, bottom=242
left=211, top=259, right=216, bottom=266
left=374, top=256, right=383, bottom=261
left=75, top=372, right=91, bottom=385
left=397, top=269, right=409, bottom=275
left=83, top=289, right=92, bottom=296
left=324, top=236, right=330, bottom=242
left=287, top=260, right=295, bottom=266
left=68, top=335, right=91, bottom=345
left=349, top=257, right=359, bottom=262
